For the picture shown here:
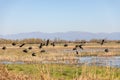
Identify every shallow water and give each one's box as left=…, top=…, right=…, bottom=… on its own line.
left=77, top=56, right=120, bottom=68
left=0, top=61, right=24, bottom=64
left=0, top=56, right=120, bottom=68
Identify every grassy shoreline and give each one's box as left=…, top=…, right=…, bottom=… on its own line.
left=0, top=64, right=119, bottom=80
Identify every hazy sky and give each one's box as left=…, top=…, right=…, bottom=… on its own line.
left=0, top=0, right=120, bottom=35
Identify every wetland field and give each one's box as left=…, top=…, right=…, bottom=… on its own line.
left=1, top=0, right=120, bottom=80
left=0, top=40, right=120, bottom=80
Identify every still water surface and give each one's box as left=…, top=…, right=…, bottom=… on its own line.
left=0, top=56, right=120, bottom=68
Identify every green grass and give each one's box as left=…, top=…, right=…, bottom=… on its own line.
left=4, top=64, right=120, bottom=80
left=0, top=43, right=120, bottom=80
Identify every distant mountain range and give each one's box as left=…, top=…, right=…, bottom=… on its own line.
left=0, top=31, right=120, bottom=40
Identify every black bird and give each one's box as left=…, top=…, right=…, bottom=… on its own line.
left=83, top=41, right=86, bottom=44
left=76, top=51, right=78, bottom=55
left=64, top=44, right=68, bottom=47
left=40, top=50, right=46, bottom=53
left=39, top=43, right=43, bottom=49
left=79, top=45, right=83, bottom=50
left=2, top=46, right=6, bottom=50
left=101, top=39, right=105, bottom=45
left=28, top=47, right=32, bottom=50
left=80, top=41, right=86, bottom=45
left=75, top=45, right=79, bottom=48
left=32, top=53, right=36, bottom=56
left=51, top=42, right=55, bottom=47
left=46, top=39, right=49, bottom=46
left=104, top=48, right=109, bottom=53
left=20, top=43, right=25, bottom=47
left=73, top=47, right=77, bottom=50
left=42, top=43, right=45, bottom=46
left=12, top=42, right=16, bottom=46
left=23, top=49, right=28, bottom=53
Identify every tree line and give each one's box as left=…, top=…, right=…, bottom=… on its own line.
left=0, top=38, right=120, bottom=44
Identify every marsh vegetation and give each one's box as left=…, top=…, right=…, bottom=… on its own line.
left=0, top=38, right=120, bottom=80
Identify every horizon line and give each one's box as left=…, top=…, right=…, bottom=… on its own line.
left=1, top=31, right=120, bottom=36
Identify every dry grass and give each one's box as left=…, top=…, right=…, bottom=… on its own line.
left=0, top=64, right=31, bottom=80
left=0, top=43, right=120, bottom=80
left=0, top=64, right=119, bottom=80
left=0, top=44, right=120, bottom=62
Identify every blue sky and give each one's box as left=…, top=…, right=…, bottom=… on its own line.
left=0, top=0, right=120, bottom=35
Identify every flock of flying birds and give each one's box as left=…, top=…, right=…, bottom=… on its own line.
left=1, top=39, right=109, bottom=56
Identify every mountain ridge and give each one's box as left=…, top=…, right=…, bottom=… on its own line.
left=0, top=31, right=120, bottom=40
